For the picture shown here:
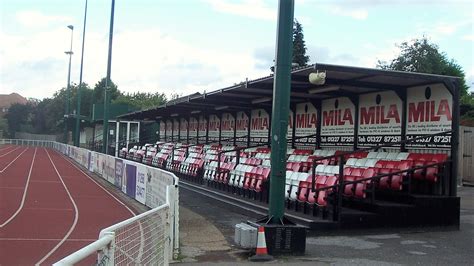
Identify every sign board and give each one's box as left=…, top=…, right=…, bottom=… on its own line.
left=236, top=111, right=249, bottom=142
left=321, top=97, right=355, bottom=146
left=250, top=109, right=269, bottom=144
left=358, top=91, right=402, bottom=146
left=221, top=113, right=235, bottom=140
left=294, top=102, right=317, bottom=146
left=180, top=118, right=188, bottom=140
left=173, top=119, right=179, bottom=139
left=189, top=117, right=198, bottom=138
left=406, top=84, right=452, bottom=148
left=165, top=120, right=173, bottom=141
left=198, top=115, right=207, bottom=142
left=208, top=114, right=220, bottom=141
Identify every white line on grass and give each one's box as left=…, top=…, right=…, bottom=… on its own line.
left=35, top=148, right=80, bottom=266
left=0, top=148, right=37, bottom=228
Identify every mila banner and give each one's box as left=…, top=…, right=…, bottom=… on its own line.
left=406, top=84, right=452, bottom=148
left=165, top=120, right=172, bottom=141
left=198, top=115, right=207, bottom=142
left=173, top=119, right=179, bottom=139
left=221, top=113, right=235, bottom=140
left=236, top=111, right=249, bottom=142
left=159, top=121, right=166, bottom=140
left=208, top=114, right=220, bottom=141
left=250, top=109, right=269, bottom=144
left=358, top=91, right=402, bottom=146
left=189, top=117, right=198, bottom=138
left=287, top=109, right=293, bottom=139
left=180, top=118, right=188, bottom=140
left=294, top=102, right=317, bottom=146
left=321, top=97, right=355, bottom=146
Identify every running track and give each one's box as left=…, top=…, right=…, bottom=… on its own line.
left=0, top=145, right=136, bottom=265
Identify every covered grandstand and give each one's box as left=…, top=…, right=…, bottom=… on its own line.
left=114, top=63, right=461, bottom=229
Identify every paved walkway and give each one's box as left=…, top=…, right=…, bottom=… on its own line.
left=178, top=186, right=474, bottom=265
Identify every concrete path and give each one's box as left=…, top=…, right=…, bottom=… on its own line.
left=177, top=186, right=474, bottom=265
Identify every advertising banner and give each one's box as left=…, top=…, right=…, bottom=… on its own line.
left=287, top=110, right=293, bottom=140
left=135, top=164, right=147, bottom=204
left=114, top=158, right=124, bottom=189
left=88, top=151, right=95, bottom=172
left=358, top=91, right=402, bottom=146
left=146, top=168, right=175, bottom=208
left=103, top=155, right=115, bottom=184
left=321, top=97, right=355, bottom=146
left=208, top=114, right=220, bottom=142
left=406, top=84, right=452, bottom=148
left=221, top=113, right=235, bottom=140
left=125, top=162, right=137, bottom=198
left=173, top=119, right=179, bottom=140
left=180, top=118, right=188, bottom=140
left=166, top=120, right=173, bottom=141
left=236, top=111, right=248, bottom=142
left=198, top=115, right=207, bottom=142
left=159, top=121, right=166, bottom=141
left=189, top=117, right=198, bottom=138
left=250, top=109, right=269, bottom=144
left=294, top=102, right=317, bottom=146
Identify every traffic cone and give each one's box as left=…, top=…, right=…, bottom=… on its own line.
left=249, top=226, right=273, bottom=262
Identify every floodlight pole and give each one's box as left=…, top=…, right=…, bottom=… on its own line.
left=75, top=0, right=88, bottom=147
left=103, top=0, right=116, bottom=155
left=268, top=0, right=294, bottom=223
left=64, top=25, right=74, bottom=144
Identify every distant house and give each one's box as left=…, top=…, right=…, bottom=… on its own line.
left=0, top=93, right=28, bottom=117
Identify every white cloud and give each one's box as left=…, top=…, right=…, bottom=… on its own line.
left=203, top=0, right=276, bottom=21
left=462, top=34, right=474, bottom=41
left=16, top=10, right=72, bottom=28
left=0, top=22, right=269, bottom=100
left=329, top=6, right=369, bottom=20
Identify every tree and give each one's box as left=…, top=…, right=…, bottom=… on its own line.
left=292, top=19, right=310, bottom=67
left=113, top=92, right=167, bottom=110
left=377, top=37, right=469, bottom=97
left=4, top=103, right=34, bottom=136
left=377, top=37, right=473, bottom=121
left=93, top=77, right=120, bottom=104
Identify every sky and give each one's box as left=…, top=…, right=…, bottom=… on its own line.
left=0, top=0, right=473, bottom=100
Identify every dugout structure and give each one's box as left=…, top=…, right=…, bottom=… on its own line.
left=118, top=63, right=461, bottom=229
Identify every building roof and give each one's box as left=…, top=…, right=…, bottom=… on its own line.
left=0, top=93, right=28, bottom=109
left=118, top=63, right=461, bottom=120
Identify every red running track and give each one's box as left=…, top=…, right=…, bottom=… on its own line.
left=0, top=147, right=135, bottom=265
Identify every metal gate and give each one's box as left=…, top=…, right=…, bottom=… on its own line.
left=460, top=126, right=474, bottom=185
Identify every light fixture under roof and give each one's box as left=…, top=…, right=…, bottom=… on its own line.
left=251, top=97, right=272, bottom=104
left=308, top=71, right=326, bottom=85
left=190, top=110, right=201, bottom=114
left=170, top=113, right=179, bottom=117
left=308, top=85, right=340, bottom=94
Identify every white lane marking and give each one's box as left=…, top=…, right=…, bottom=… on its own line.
left=23, top=207, right=74, bottom=212
left=0, top=148, right=37, bottom=228
left=0, top=146, right=21, bottom=157
left=0, top=145, right=14, bottom=152
left=0, top=147, right=29, bottom=173
left=52, top=149, right=136, bottom=216
left=35, top=148, right=80, bottom=266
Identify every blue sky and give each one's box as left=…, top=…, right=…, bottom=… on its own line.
left=1, top=0, right=473, bottom=99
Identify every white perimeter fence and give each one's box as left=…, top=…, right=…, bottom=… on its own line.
left=0, top=139, right=179, bottom=266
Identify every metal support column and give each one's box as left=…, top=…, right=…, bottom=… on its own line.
left=103, top=0, right=116, bottom=154
left=267, top=0, right=294, bottom=224
left=115, top=121, right=119, bottom=157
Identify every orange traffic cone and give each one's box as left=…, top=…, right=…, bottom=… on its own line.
left=249, top=226, right=273, bottom=262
